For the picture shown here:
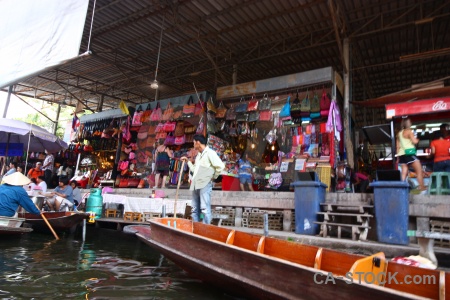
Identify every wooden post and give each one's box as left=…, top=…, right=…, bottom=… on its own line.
left=343, top=38, right=355, bottom=169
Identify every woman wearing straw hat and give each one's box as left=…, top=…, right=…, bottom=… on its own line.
left=0, top=172, right=42, bottom=217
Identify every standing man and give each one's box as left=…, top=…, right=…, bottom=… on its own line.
left=42, top=150, right=54, bottom=188
left=180, top=135, right=224, bottom=224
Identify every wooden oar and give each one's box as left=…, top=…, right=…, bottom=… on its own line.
left=36, top=204, right=59, bottom=240
left=173, top=160, right=186, bottom=219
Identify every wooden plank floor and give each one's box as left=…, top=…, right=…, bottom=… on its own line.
left=93, top=217, right=148, bottom=231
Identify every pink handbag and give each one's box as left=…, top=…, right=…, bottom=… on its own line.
left=247, top=95, right=259, bottom=111
left=163, top=121, right=176, bottom=132
left=174, top=135, right=186, bottom=145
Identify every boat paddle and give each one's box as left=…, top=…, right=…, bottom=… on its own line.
left=173, top=160, right=185, bottom=219
left=36, top=204, right=59, bottom=240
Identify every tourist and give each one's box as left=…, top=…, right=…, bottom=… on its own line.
left=27, top=162, right=44, bottom=180
left=430, top=124, right=450, bottom=172
left=396, top=117, right=426, bottom=193
left=42, top=150, right=54, bottom=188
left=46, top=176, right=73, bottom=211
left=0, top=172, right=41, bottom=217
left=36, top=175, right=48, bottom=193
left=17, top=166, right=23, bottom=174
left=180, top=135, right=225, bottom=224
left=238, top=153, right=254, bottom=191
left=153, top=140, right=173, bottom=189
left=4, top=162, right=17, bottom=176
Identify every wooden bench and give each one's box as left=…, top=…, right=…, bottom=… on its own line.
left=407, top=230, right=450, bottom=266
left=317, top=211, right=373, bottom=224
left=320, top=203, right=373, bottom=214
left=315, top=221, right=371, bottom=241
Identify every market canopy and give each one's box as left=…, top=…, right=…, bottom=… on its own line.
left=0, top=118, right=68, bottom=153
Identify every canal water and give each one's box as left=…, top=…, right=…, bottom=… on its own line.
left=0, top=228, right=231, bottom=299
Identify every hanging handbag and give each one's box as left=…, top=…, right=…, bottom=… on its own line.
left=182, top=96, right=195, bottom=118
left=132, top=105, right=143, bottom=126
left=164, top=132, right=175, bottom=146
left=279, top=96, right=291, bottom=118
left=235, top=97, right=248, bottom=113
left=174, top=135, right=186, bottom=145
left=248, top=111, right=260, bottom=122
left=225, top=105, right=236, bottom=120
left=141, top=104, right=152, bottom=123
left=207, top=97, right=217, bottom=114
left=259, top=93, right=271, bottom=110
left=163, top=121, right=176, bottom=132
left=195, top=95, right=205, bottom=116
left=155, top=122, right=164, bottom=133
left=301, top=92, right=311, bottom=112
left=173, top=106, right=183, bottom=120
left=156, top=131, right=167, bottom=140
left=236, top=113, right=248, bottom=122
left=137, top=125, right=149, bottom=140
left=320, top=89, right=331, bottom=116
left=150, top=102, right=162, bottom=121
left=290, top=93, right=302, bottom=119
left=121, top=116, right=132, bottom=144
left=207, top=119, right=216, bottom=133
left=146, top=135, right=156, bottom=148
left=247, top=95, right=259, bottom=111
left=174, top=121, right=185, bottom=137
left=147, top=123, right=157, bottom=135
left=259, top=110, right=272, bottom=121
left=310, top=91, right=320, bottom=113
left=184, top=123, right=196, bottom=134
left=162, top=102, right=174, bottom=121
left=215, top=101, right=227, bottom=119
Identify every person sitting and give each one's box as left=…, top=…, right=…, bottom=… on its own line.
left=45, top=176, right=73, bottom=211
left=70, top=180, right=81, bottom=209
left=4, top=162, right=17, bottom=176
left=0, top=172, right=42, bottom=217
left=36, top=175, right=48, bottom=192
left=430, top=125, right=450, bottom=172
left=27, top=162, right=44, bottom=180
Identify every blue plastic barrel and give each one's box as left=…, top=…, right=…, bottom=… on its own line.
left=291, top=181, right=327, bottom=235
left=370, top=181, right=410, bottom=245
left=86, top=188, right=103, bottom=219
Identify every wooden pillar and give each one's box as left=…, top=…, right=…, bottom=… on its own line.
left=343, top=38, right=355, bottom=169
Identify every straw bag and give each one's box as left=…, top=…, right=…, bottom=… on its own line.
left=182, top=96, right=195, bottom=118
left=215, top=101, right=227, bottom=119
left=162, top=102, right=174, bottom=121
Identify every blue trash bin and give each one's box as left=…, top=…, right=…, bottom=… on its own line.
left=291, top=181, right=327, bottom=235
left=370, top=181, right=409, bottom=245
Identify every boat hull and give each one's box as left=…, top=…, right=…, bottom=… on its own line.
left=19, top=212, right=90, bottom=233
left=0, top=225, right=33, bottom=235
left=136, top=219, right=425, bottom=300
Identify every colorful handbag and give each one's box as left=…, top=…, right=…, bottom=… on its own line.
left=279, top=96, right=291, bottom=118
left=215, top=101, right=227, bottom=119
left=174, top=135, right=186, bottom=145
left=146, top=135, right=156, bottom=148
left=150, top=102, right=162, bottom=121
left=141, top=104, right=152, bottom=123
left=247, top=95, right=259, bottom=111
left=155, top=122, right=164, bottom=133
left=235, top=98, right=248, bottom=113
left=118, top=178, right=129, bottom=188
left=207, top=97, right=217, bottom=114
left=182, top=96, right=195, bottom=118
left=301, top=92, right=311, bottom=112
left=163, top=121, right=176, bottom=132
left=162, top=102, right=174, bottom=121
left=184, top=123, right=196, bottom=134
left=310, top=91, right=320, bottom=113
left=259, top=110, right=272, bottom=121
left=248, top=111, right=259, bottom=122
left=290, top=93, right=302, bottom=119
left=156, top=132, right=167, bottom=140
left=137, top=125, right=149, bottom=140
left=225, top=105, right=236, bottom=120
left=196, top=116, right=204, bottom=135
left=132, top=105, right=143, bottom=126
left=164, top=132, right=175, bottom=145
left=259, top=93, right=271, bottom=110
left=173, top=106, right=183, bottom=120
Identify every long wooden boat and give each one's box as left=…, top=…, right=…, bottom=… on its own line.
left=0, top=226, right=33, bottom=235
left=18, top=212, right=90, bottom=233
left=134, top=218, right=449, bottom=300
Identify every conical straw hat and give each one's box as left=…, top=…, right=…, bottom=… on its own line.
left=3, top=172, right=31, bottom=186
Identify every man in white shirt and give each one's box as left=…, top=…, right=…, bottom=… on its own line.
left=181, top=135, right=224, bottom=224
left=36, top=176, right=48, bottom=193
left=42, top=150, right=54, bottom=188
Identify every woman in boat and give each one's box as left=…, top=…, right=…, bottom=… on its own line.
left=0, top=172, right=41, bottom=217
left=46, top=176, right=74, bottom=211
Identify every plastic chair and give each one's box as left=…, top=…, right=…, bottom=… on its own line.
left=428, top=172, right=450, bottom=195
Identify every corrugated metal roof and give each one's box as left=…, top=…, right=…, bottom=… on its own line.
left=4, top=0, right=450, bottom=126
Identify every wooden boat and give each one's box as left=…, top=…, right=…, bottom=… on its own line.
left=0, top=216, right=33, bottom=235
left=134, top=218, right=449, bottom=300
left=0, top=226, right=33, bottom=235
left=18, top=212, right=90, bottom=233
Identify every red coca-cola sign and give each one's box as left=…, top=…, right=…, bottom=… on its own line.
left=386, top=97, right=450, bottom=119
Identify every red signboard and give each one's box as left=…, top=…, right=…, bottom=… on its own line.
left=385, top=97, right=450, bottom=119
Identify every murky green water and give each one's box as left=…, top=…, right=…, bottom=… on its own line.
left=0, top=228, right=230, bottom=299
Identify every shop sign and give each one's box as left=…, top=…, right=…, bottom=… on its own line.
left=385, top=97, right=450, bottom=119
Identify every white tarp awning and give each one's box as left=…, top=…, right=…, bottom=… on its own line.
left=0, top=0, right=89, bottom=89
